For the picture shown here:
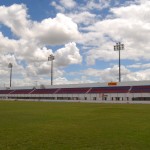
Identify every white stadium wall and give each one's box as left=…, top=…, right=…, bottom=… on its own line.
left=0, top=81, right=150, bottom=102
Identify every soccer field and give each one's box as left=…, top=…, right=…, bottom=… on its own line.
left=0, top=101, right=150, bottom=150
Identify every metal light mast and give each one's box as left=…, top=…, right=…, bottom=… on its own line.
left=114, top=42, right=124, bottom=82
left=8, top=63, right=13, bottom=87
left=48, top=54, right=55, bottom=85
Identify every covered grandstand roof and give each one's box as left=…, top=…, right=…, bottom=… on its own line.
left=0, top=80, right=150, bottom=90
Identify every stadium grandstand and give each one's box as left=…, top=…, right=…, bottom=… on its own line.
left=0, top=80, right=150, bottom=102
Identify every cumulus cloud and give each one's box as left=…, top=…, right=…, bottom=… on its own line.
left=82, top=65, right=129, bottom=82
left=0, top=4, right=32, bottom=38
left=123, top=69, right=150, bottom=81
left=60, top=0, right=76, bottom=9
left=0, top=4, right=82, bottom=74
left=80, top=65, right=150, bottom=82
left=85, top=0, right=111, bottom=10
left=50, top=0, right=150, bottom=65
left=0, top=4, right=81, bottom=44
left=0, top=1, right=149, bottom=87
left=127, top=63, right=150, bottom=69
left=68, top=12, right=96, bottom=26
left=0, top=4, right=83, bottom=87
left=82, top=0, right=150, bottom=64
left=55, top=42, right=82, bottom=67
left=0, top=32, right=19, bottom=54
left=51, top=0, right=76, bottom=12
left=32, top=13, right=82, bottom=45
left=54, top=76, right=94, bottom=85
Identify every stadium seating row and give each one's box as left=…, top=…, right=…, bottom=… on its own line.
left=0, top=85, right=150, bottom=94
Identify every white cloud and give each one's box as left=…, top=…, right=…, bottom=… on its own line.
left=0, top=4, right=81, bottom=45
left=127, top=63, right=150, bottom=69
left=81, top=0, right=150, bottom=64
left=54, top=76, right=94, bottom=85
left=68, top=11, right=96, bottom=26
left=123, top=69, right=150, bottom=81
left=85, top=0, right=111, bottom=10
left=33, top=47, right=53, bottom=62
left=82, top=65, right=129, bottom=82
left=51, top=0, right=76, bottom=11
left=0, top=4, right=31, bottom=38
left=0, top=32, right=18, bottom=54
left=0, top=1, right=150, bottom=87
left=54, top=77, right=68, bottom=85
left=55, top=42, right=82, bottom=67
left=60, top=0, right=76, bottom=9
left=32, top=13, right=82, bottom=45
left=51, top=0, right=111, bottom=12
left=51, top=1, right=65, bottom=12
left=80, top=65, right=150, bottom=82
left=0, top=4, right=83, bottom=87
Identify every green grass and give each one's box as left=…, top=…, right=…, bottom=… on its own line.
left=0, top=101, right=150, bottom=150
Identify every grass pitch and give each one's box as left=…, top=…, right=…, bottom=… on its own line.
left=0, top=101, right=150, bottom=150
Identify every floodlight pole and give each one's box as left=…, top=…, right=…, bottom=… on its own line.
left=114, top=42, right=124, bottom=82
left=48, top=54, right=55, bottom=85
left=8, top=63, right=13, bottom=87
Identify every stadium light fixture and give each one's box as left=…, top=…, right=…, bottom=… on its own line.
left=48, top=54, right=55, bottom=85
left=114, top=42, right=124, bottom=82
left=8, top=63, right=13, bottom=87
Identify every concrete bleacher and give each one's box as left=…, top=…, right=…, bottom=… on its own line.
left=130, top=86, right=150, bottom=93
left=89, top=86, right=131, bottom=93
left=56, top=88, right=90, bottom=94
left=10, top=89, right=33, bottom=94
left=0, top=82, right=149, bottom=102
left=30, top=89, right=57, bottom=94
left=0, top=90, right=14, bottom=94
left=0, top=86, right=150, bottom=95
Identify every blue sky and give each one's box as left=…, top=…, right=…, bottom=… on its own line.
left=0, top=0, right=150, bottom=87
